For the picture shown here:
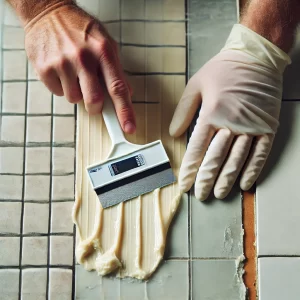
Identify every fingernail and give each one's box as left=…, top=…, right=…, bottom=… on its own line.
left=124, top=122, right=136, bottom=133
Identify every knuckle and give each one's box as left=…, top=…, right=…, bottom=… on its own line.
left=55, top=57, right=70, bottom=72
left=97, top=39, right=112, bottom=61
left=109, top=79, right=128, bottom=98
left=38, top=65, right=53, bottom=79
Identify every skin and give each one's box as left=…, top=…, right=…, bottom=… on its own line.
left=7, top=0, right=136, bottom=134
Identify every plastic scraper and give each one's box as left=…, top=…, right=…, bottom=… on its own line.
left=87, top=96, right=176, bottom=208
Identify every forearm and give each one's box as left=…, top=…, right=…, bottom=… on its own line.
left=7, top=0, right=74, bottom=26
left=241, top=0, right=300, bottom=52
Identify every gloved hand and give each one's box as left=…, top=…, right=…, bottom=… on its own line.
left=169, top=24, right=291, bottom=200
left=24, top=1, right=135, bottom=133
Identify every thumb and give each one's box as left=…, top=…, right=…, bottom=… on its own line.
left=169, top=76, right=202, bottom=137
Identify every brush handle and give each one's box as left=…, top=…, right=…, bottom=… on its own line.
left=102, top=94, right=127, bottom=145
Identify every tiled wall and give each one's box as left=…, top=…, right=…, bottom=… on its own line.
left=0, top=3, right=76, bottom=299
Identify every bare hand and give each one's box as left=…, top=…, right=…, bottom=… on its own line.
left=24, top=3, right=135, bottom=133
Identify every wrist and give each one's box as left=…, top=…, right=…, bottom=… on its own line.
left=8, top=0, right=75, bottom=28
left=241, top=0, right=300, bottom=53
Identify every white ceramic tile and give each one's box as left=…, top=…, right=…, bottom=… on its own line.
left=52, top=175, right=74, bottom=200
left=22, top=236, right=48, bottom=265
left=0, top=147, right=23, bottom=173
left=258, top=257, right=300, bottom=300
left=23, top=203, right=49, bottom=234
left=3, top=26, right=24, bottom=49
left=49, top=269, right=72, bottom=300
left=52, top=147, right=74, bottom=175
left=146, top=261, right=188, bottom=300
left=121, top=0, right=144, bottom=19
left=0, top=237, right=20, bottom=266
left=165, top=193, right=188, bottom=258
left=0, top=202, right=21, bottom=234
left=2, top=82, right=26, bottom=113
left=257, top=102, right=300, bottom=255
left=53, top=117, right=75, bottom=144
left=192, top=259, right=246, bottom=300
left=22, top=268, right=47, bottom=300
left=53, top=95, right=75, bottom=115
left=3, top=51, right=26, bottom=80
left=0, top=269, right=20, bottom=300
left=25, top=147, right=50, bottom=174
left=1, top=116, right=25, bottom=144
left=0, top=175, right=23, bottom=199
left=50, top=236, right=73, bottom=265
left=24, top=175, right=50, bottom=201
left=27, top=81, right=52, bottom=114
left=145, top=0, right=163, bottom=20
left=51, top=202, right=74, bottom=233
left=76, top=261, right=188, bottom=300
left=4, top=3, right=21, bottom=26
left=26, top=117, right=51, bottom=144
left=163, top=0, right=185, bottom=20
left=191, top=186, right=243, bottom=258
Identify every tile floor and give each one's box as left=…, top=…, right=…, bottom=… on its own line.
left=2, top=0, right=300, bottom=299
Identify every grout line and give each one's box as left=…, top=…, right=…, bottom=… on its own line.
left=0, top=172, right=74, bottom=176
left=125, top=71, right=185, bottom=76
left=17, top=57, right=29, bottom=300
left=71, top=99, right=77, bottom=300
left=0, top=265, right=73, bottom=270
left=120, top=43, right=185, bottom=48
left=103, top=19, right=186, bottom=23
left=46, top=92, right=54, bottom=300
left=0, top=112, right=74, bottom=116
left=1, top=79, right=39, bottom=83
left=0, top=199, right=74, bottom=203
left=258, top=255, right=300, bottom=258
left=0, top=232, right=74, bottom=237
left=0, top=143, right=75, bottom=147
left=185, top=0, right=192, bottom=298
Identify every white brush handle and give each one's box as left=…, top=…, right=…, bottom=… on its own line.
left=102, top=94, right=127, bottom=145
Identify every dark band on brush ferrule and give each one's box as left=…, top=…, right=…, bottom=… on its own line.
left=95, top=162, right=172, bottom=195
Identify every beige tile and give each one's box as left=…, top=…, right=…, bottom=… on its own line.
left=121, top=22, right=145, bottom=44
left=22, top=237, right=48, bottom=265
left=49, top=269, right=72, bottom=300
left=22, top=268, right=47, bottom=300
left=3, top=26, right=24, bottom=49
left=145, top=23, right=164, bottom=45
left=0, top=237, right=20, bottom=266
left=25, top=147, right=50, bottom=174
left=98, top=0, right=120, bottom=20
left=23, top=203, right=49, bottom=234
left=53, top=95, right=75, bottom=115
left=0, top=147, right=24, bottom=173
left=163, top=48, right=185, bottom=72
left=145, top=0, right=163, bottom=20
left=104, top=22, right=121, bottom=42
left=163, top=23, right=185, bottom=45
left=0, top=175, right=23, bottom=199
left=126, top=75, right=145, bottom=102
left=26, top=117, right=51, bottom=144
left=122, top=0, right=144, bottom=19
left=2, top=82, right=26, bottom=113
left=24, top=175, right=50, bottom=201
left=145, top=75, right=162, bottom=102
left=0, top=202, right=22, bottom=234
left=53, top=117, right=75, bottom=144
left=122, top=47, right=145, bottom=72
left=163, top=0, right=185, bottom=20
left=146, top=48, right=163, bottom=73
left=0, top=269, right=19, bottom=300
left=27, top=81, right=52, bottom=114
left=51, top=202, right=74, bottom=233
left=4, top=3, right=21, bottom=26
left=27, top=62, right=39, bottom=80
left=52, top=175, right=74, bottom=200
left=50, top=236, right=73, bottom=265
left=3, top=51, right=27, bottom=80
left=52, top=147, right=74, bottom=175
left=1, top=116, right=25, bottom=144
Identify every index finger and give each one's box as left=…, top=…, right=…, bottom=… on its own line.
left=97, top=39, right=136, bottom=134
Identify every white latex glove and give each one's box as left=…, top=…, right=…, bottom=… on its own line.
left=169, top=24, right=291, bottom=201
